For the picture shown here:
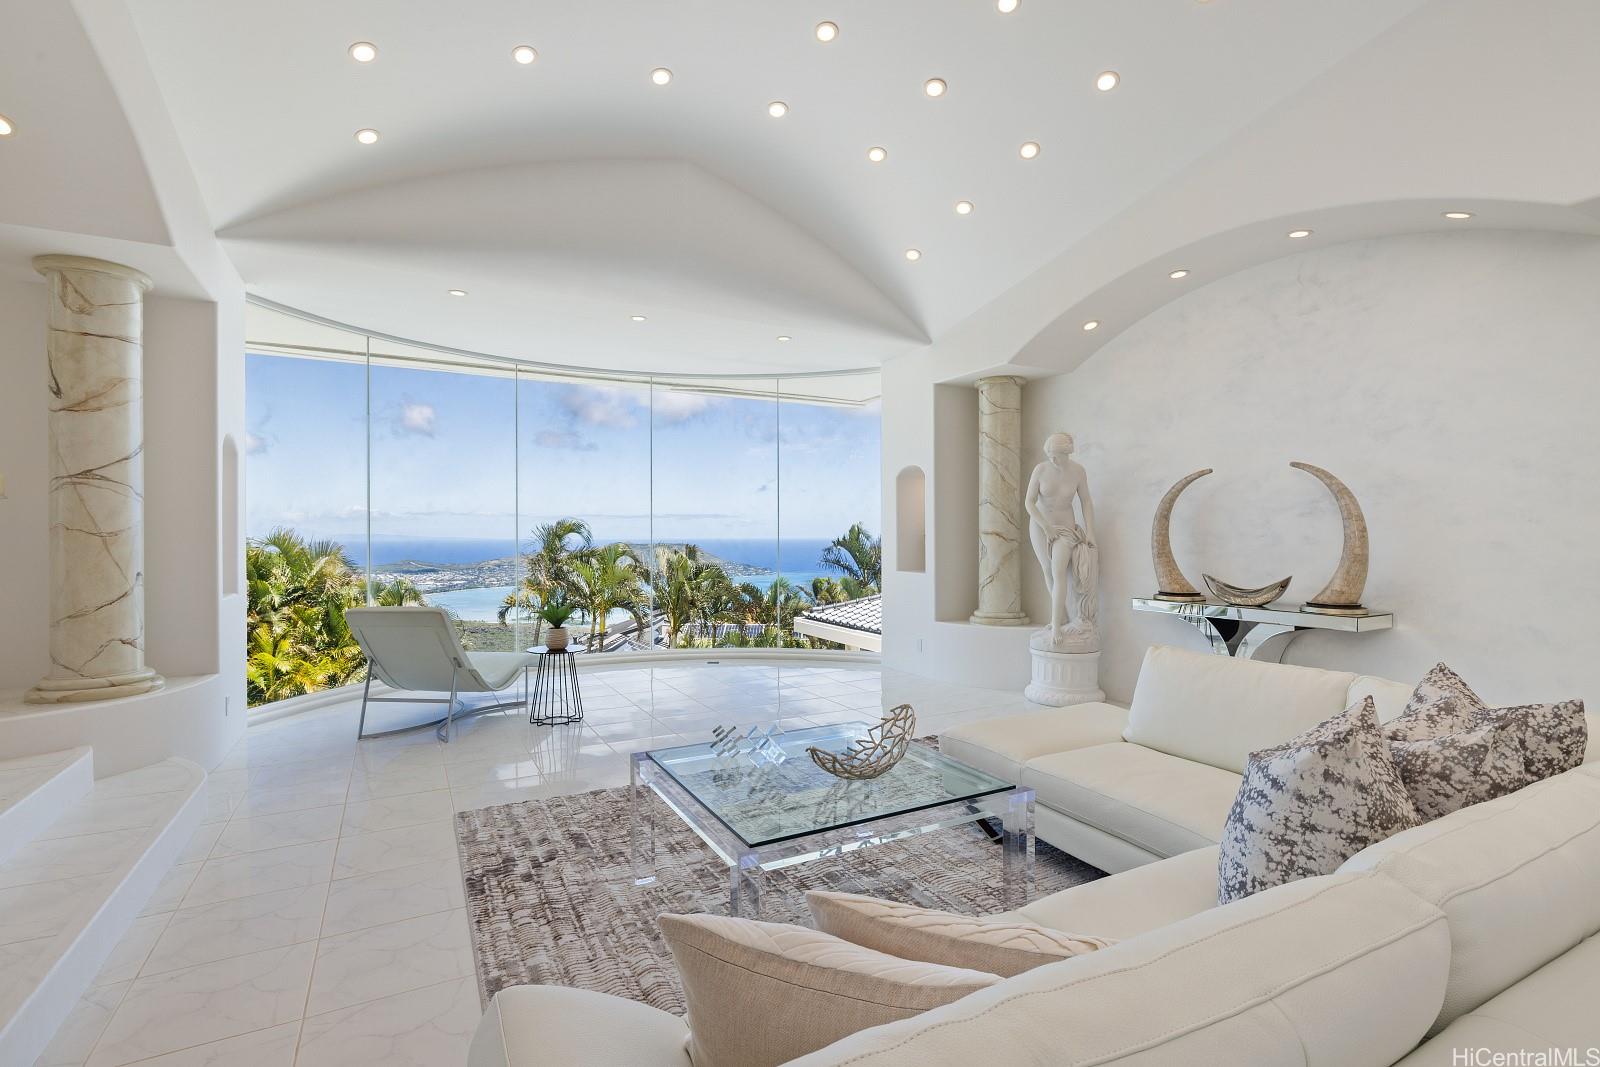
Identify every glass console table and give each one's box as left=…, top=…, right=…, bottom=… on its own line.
left=1131, top=598, right=1394, bottom=661
left=630, top=722, right=1035, bottom=917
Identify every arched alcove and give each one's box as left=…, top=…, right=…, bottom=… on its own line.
left=895, top=465, right=926, bottom=573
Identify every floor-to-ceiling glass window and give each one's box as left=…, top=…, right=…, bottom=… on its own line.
left=778, top=373, right=883, bottom=652
left=514, top=370, right=654, bottom=654
left=240, top=303, right=883, bottom=708
left=649, top=376, right=780, bottom=651
left=242, top=313, right=369, bottom=706
left=366, top=341, right=518, bottom=651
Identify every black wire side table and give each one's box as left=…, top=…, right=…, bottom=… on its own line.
left=527, top=646, right=584, bottom=725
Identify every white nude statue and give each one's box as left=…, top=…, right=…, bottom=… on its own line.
left=1025, top=433, right=1100, bottom=653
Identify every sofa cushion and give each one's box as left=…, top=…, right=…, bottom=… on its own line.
left=787, top=870, right=1450, bottom=1067
left=1003, top=845, right=1222, bottom=941
left=659, top=913, right=999, bottom=1067
left=806, top=891, right=1114, bottom=978
left=1123, top=645, right=1357, bottom=774
left=1349, top=675, right=1413, bottom=723
left=468, top=984, right=691, bottom=1067
left=938, top=701, right=1129, bottom=783
left=1219, top=697, right=1421, bottom=903
left=1020, top=742, right=1241, bottom=858
left=1340, top=765, right=1600, bottom=1034
left=1394, top=934, right=1600, bottom=1065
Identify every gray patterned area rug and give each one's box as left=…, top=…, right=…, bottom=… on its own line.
left=455, top=761, right=1104, bottom=1014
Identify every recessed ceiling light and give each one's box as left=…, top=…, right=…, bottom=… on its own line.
left=354, top=128, right=379, bottom=145
left=651, top=67, right=672, bottom=85
left=998, top=0, right=1021, bottom=12
left=349, top=41, right=378, bottom=63
left=1019, top=141, right=1041, bottom=159
left=955, top=200, right=974, bottom=215
left=904, top=249, right=922, bottom=261
left=0, top=114, right=13, bottom=137
left=1082, top=320, right=1100, bottom=331
left=447, top=289, right=467, bottom=297
left=777, top=335, right=792, bottom=342
left=924, top=78, right=947, bottom=98
left=815, top=21, right=839, bottom=42
left=1095, top=71, right=1120, bottom=92
left=1287, top=228, right=1313, bottom=239
left=1169, top=269, right=1190, bottom=280
left=768, top=101, right=789, bottom=118
left=866, top=146, right=887, bottom=163
left=631, top=315, right=647, bottom=322
left=1442, top=211, right=1474, bottom=220
left=513, top=45, right=538, bottom=65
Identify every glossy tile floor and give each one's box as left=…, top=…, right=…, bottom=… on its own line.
left=39, top=661, right=1030, bottom=1067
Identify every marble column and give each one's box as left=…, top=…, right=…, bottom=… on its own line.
left=970, top=375, right=1029, bottom=625
left=26, top=255, right=165, bottom=704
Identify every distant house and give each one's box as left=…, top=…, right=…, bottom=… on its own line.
left=793, top=595, right=881, bottom=652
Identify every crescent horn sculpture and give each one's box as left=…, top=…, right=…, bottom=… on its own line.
left=1151, top=469, right=1212, bottom=602
left=1291, top=461, right=1369, bottom=614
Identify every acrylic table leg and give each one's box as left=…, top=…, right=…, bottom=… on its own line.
left=729, top=853, right=762, bottom=918
left=1001, top=788, right=1036, bottom=911
left=631, top=754, right=657, bottom=887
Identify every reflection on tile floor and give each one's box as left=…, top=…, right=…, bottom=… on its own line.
left=44, top=661, right=1030, bottom=1067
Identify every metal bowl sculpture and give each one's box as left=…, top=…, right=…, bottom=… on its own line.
left=1202, top=574, right=1292, bottom=607
left=807, top=704, right=917, bottom=781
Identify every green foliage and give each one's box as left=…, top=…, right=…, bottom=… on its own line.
left=820, top=522, right=882, bottom=595
left=537, top=591, right=578, bottom=628
left=245, top=527, right=372, bottom=707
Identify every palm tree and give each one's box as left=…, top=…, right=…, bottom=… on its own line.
left=650, top=545, right=730, bottom=647
left=820, top=522, right=882, bottom=595
left=568, top=543, right=651, bottom=647
left=368, top=576, right=425, bottom=606
left=808, top=576, right=850, bottom=605
left=507, top=518, right=594, bottom=641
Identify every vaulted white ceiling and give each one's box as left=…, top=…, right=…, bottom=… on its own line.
left=120, top=0, right=1427, bottom=374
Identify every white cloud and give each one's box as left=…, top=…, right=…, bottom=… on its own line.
left=398, top=402, right=436, bottom=436
left=244, top=431, right=269, bottom=454
left=652, top=390, right=714, bottom=424
left=563, top=385, right=639, bottom=428
left=533, top=430, right=597, bottom=452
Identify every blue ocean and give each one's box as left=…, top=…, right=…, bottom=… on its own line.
left=345, top=536, right=853, bottom=621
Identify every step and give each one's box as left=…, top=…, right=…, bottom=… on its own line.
left=0, top=756, right=206, bottom=1067
left=0, top=748, right=94, bottom=865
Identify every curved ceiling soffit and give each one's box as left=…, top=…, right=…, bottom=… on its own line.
left=218, top=158, right=928, bottom=344
left=1009, top=197, right=1600, bottom=376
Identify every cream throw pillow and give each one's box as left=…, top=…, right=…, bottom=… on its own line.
left=806, top=890, right=1114, bottom=978
left=658, top=912, right=999, bottom=1067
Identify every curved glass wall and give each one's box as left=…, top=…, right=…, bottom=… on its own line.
left=242, top=303, right=881, bottom=706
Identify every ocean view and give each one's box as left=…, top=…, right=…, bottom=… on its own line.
left=348, top=536, right=849, bottom=621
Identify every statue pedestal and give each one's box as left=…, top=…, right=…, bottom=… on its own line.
left=1025, top=648, right=1105, bottom=707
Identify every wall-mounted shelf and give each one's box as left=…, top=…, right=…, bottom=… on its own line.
left=1130, top=598, right=1394, bottom=662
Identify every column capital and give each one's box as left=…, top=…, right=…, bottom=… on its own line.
left=973, top=374, right=1027, bottom=389
left=32, top=254, right=153, bottom=292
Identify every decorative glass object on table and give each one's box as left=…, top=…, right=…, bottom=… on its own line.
left=630, top=722, right=1035, bottom=917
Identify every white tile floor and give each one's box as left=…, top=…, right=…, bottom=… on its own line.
left=39, top=661, right=1030, bottom=1067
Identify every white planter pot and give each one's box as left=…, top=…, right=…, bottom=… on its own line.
left=545, top=627, right=570, bottom=651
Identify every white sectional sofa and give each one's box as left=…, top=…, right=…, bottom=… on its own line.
left=469, top=647, right=1600, bottom=1066
left=941, top=645, right=1599, bottom=873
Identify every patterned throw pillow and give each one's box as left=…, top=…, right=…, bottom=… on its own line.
left=806, top=890, right=1115, bottom=978
left=1385, top=663, right=1588, bottom=820
left=1218, top=697, right=1421, bottom=904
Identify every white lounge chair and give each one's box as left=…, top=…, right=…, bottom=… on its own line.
left=347, top=607, right=537, bottom=742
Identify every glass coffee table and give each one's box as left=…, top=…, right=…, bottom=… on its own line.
left=630, top=722, right=1035, bottom=917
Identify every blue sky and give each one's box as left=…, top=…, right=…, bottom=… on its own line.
left=244, top=353, right=881, bottom=548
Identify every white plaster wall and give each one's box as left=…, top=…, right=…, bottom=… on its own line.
left=1022, top=230, right=1600, bottom=706
left=0, top=278, right=51, bottom=691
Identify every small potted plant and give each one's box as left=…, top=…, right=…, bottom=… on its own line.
left=539, top=593, right=577, bottom=651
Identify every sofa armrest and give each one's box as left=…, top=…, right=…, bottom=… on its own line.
left=470, top=985, right=692, bottom=1067
left=939, top=702, right=1130, bottom=783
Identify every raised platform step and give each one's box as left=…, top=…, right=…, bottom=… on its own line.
left=0, top=748, right=94, bottom=865
left=0, top=756, right=206, bottom=1067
